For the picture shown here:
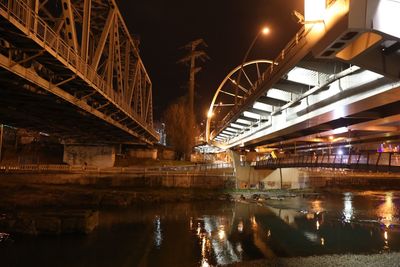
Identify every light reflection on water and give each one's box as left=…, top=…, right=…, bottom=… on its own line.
left=377, top=192, right=396, bottom=227
left=342, top=192, right=354, bottom=223
left=153, top=216, right=162, bottom=248
left=192, top=215, right=240, bottom=266
left=1, top=192, right=400, bottom=266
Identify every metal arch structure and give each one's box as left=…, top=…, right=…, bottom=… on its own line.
left=206, top=60, right=274, bottom=142
left=0, top=0, right=158, bottom=144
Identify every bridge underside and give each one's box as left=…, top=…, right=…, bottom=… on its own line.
left=0, top=69, right=143, bottom=143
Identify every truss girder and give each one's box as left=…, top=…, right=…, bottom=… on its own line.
left=0, top=0, right=157, bottom=143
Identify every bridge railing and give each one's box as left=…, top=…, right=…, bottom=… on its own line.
left=0, top=162, right=234, bottom=174
left=256, top=152, right=400, bottom=172
left=0, top=0, right=156, bottom=136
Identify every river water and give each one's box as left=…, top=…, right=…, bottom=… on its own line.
left=1, top=191, right=400, bottom=266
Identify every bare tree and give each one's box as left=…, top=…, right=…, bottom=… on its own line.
left=163, top=97, right=193, bottom=160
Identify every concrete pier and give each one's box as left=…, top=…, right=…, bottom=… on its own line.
left=63, top=144, right=116, bottom=167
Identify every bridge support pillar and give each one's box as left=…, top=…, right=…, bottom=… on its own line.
left=231, top=150, right=309, bottom=189
left=230, top=150, right=272, bottom=189
left=259, top=168, right=309, bottom=190
left=63, top=144, right=116, bottom=168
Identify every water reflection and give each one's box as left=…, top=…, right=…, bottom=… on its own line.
left=201, top=236, right=211, bottom=267
left=237, top=220, right=244, bottom=233
left=153, top=216, right=162, bottom=248
left=311, top=199, right=323, bottom=214
left=377, top=192, right=396, bottom=227
left=191, top=216, right=240, bottom=266
left=2, top=193, right=400, bottom=267
left=218, top=226, right=226, bottom=241
left=342, top=192, right=354, bottom=223
left=383, top=230, right=390, bottom=250
left=251, top=216, right=258, bottom=229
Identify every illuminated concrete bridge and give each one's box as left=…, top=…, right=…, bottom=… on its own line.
left=207, top=0, right=400, bottom=155
left=0, top=0, right=158, bottom=145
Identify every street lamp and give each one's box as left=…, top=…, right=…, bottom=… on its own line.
left=235, top=26, right=270, bottom=106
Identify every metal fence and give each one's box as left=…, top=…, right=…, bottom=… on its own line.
left=256, top=152, right=400, bottom=172
left=0, top=162, right=234, bottom=176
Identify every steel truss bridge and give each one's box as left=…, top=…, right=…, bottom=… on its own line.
left=207, top=0, right=400, bottom=152
left=0, top=0, right=158, bottom=144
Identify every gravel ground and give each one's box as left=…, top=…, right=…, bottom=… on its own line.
left=227, top=253, right=400, bottom=267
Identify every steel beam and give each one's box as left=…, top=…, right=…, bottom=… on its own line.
left=257, top=96, right=287, bottom=107
left=61, top=0, right=79, bottom=52
left=274, top=79, right=309, bottom=94
left=92, top=9, right=115, bottom=71
left=81, top=0, right=91, bottom=63
left=247, top=107, right=271, bottom=117
left=113, top=16, right=124, bottom=94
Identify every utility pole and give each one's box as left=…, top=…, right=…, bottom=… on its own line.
left=178, top=39, right=209, bottom=123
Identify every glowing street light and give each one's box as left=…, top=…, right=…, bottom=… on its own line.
left=262, top=27, right=270, bottom=35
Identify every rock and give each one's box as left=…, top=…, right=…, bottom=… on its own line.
left=100, top=193, right=130, bottom=207
left=35, top=216, right=61, bottom=235
left=14, top=213, right=37, bottom=235
left=0, top=210, right=99, bottom=235
left=61, top=210, right=99, bottom=234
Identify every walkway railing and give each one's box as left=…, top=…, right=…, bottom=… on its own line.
left=256, top=152, right=400, bottom=172
left=0, top=162, right=234, bottom=175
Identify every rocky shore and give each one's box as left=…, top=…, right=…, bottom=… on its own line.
left=227, top=252, right=400, bottom=267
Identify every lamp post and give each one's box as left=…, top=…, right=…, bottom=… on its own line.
left=234, top=27, right=270, bottom=107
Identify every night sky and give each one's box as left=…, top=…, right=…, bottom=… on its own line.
left=117, top=0, right=303, bottom=121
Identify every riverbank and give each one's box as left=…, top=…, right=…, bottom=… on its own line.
left=228, top=252, right=400, bottom=267
left=1, top=179, right=400, bottom=266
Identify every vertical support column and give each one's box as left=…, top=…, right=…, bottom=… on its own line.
left=113, top=17, right=124, bottom=95
left=124, top=43, right=130, bottom=98
left=107, top=18, right=115, bottom=89
left=81, top=0, right=91, bottom=63
left=34, top=0, right=39, bottom=32
left=376, top=153, right=382, bottom=172
left=61, top=0, right=79, bottom=52
left=145, top=84, right=152, bottom=123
